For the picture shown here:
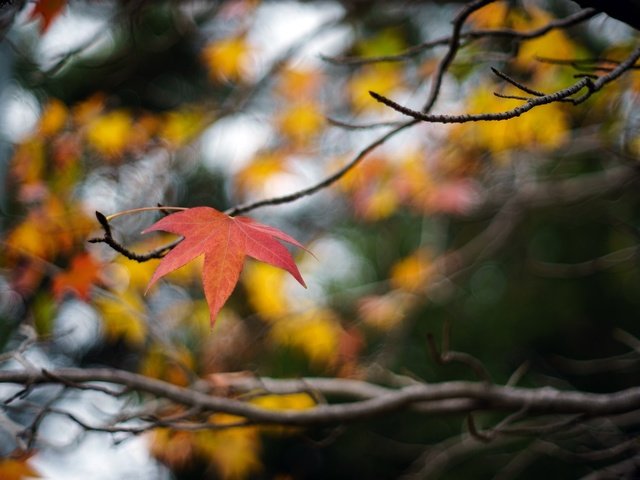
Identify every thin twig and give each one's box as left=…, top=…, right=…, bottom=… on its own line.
left=323, top=9, right=598, bottom=66
left=88, top=211, right=181, bottom=262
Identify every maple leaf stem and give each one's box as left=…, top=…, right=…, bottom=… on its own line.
left=105, top=206, right=188, bottom=222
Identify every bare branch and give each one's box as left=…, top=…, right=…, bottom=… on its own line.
left=370, top=44, right=640, bottom=123
left=0, top=369, right=639, bottom=428
left=323, top=9, right=598, bottom=66
left=88, top=211, right=181, bottom=262
left=530, top=245, right=640, bottom=278
left=369, top=77, right=593, bottom=123
left=224, top=120, right=414, bottom=216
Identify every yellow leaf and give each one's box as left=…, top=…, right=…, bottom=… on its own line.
left=202, top=35, right=252, bottom=83
left=72, top=93, right=105, bottom=126
left=243, top=262, right=290, bottom=321
left=348, top=64, right=403, bottom=111
left=392, top=151, right=435, bottom=207
left=469, top=2, right=511, bottom=28
left=39, top=98, right=68, bottom=137
left=139, top=343, right=195, bottom=386
left=513, top=6, right=576, bottom=75
left=337, top=155, right=388, bottom=192
left=251, top=392, right=315, bottom=411
left=160, top=109, right=205, bottom=148
left=195, top=415, right=261, bottom=480
left=5, top=214, right=54, bottom=261
left=5, top=197, right=91, bottom=263
left=359, top=187, right=398, bottom=221
left=86, top=110, right=132, bottom=158
left=270, top=308, right=342, bottom=366
left=151, top=419, right=261, bottom=480
left=251, top=393, right=316, bottom=436
left=95, top=290, right=147, bottom=346
left=277, top=102, right=324, bottom=146
left=335, top=154, right=402, bottom=220
left=149, top=428, right=196, bottom=470
left=451, top=83, right=569, bottom=158
left=235, top=152, right=286, bottom=195
left=390, top=249, right=433, bottom=293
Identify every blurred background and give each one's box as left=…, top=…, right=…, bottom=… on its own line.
left=0, top=0, right=639, bottom=478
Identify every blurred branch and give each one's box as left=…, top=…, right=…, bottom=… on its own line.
left=427, top=321, right=493, bottom=383
left=535, top=55, right=640, bottom=73
left=225, top=0, right=490, bottom=216
left=323, top=8, right=598, bottom=66
left=434, top=165, right=640, bottom=283
left=530, top=245, right=639, bottom=278
left=0, top=368, right=639, bottom=427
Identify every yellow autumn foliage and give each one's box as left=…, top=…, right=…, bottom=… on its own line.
left=86, top=110, right=133, bottom=157
left=251, top=393, right=316, bottom=436
left=251, top=392, right=316, bottom=411
left=469, top=2, right=510, bottom=29
left=348, top=64, right=403, bottom=111
left=39, top=98, right=68, bottom=137
left=194, top=415, right=262, bottom=480
left=72, top=93, right=105, bottom=125
left=95, top=290, right=147, bottom=346
left=139, top=343, right=195, bottom=386
left=236, top=152, right=286, bottom=195
left=152, top=415, right=261, bottom=480
left=243, top=262, right=290, bottom=321
left=270, top=308, right=342, bottom=366
left=452, top=83, right=569, bottom=158
left=0, top=456, right=41, bottom=480
left=160, top=109, right=205, bottom=147
left=202, top=35, right=252, bottom=83
left=277, top=102, right=324, bottom=146
left=390, top=249, right=433, bottom=293
left=359, top=187, right=399, bottom=221
left=513, top=6, right=576, bottom=76
left=5, top=197, right=90, bottom=262
left=149, top=429, right=196, bottom=470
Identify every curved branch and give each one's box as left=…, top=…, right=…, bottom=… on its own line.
left=1, top=368, right=640, bottom=427
left=224, top=120, right=415, bottom=216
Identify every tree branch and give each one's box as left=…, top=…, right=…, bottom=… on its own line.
left=1, top=368, right=639, bottom=427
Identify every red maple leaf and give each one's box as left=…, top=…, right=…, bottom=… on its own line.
left=143, top=207, right=307, bottom=324
left=29, top=0, right=67, bottom=33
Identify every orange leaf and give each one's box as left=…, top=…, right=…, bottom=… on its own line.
left=0, top=454, right=41, bottom=480
left=29, top=0, right=67, bottom=33
left=201, top=36, right=252, bottom=83
left=144, top=207, right=306, bottom=325
left=52, top=252, right=101, bottom=300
